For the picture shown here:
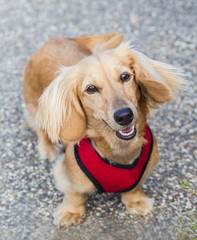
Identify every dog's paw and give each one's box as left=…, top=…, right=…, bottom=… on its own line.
left=126, top=197, right=154, bottom=216
left=53, top=204, right=84, bottom=228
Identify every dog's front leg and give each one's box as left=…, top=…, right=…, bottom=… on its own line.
left=54, top=191, right=87, bottom=228
left=37, top=130, right=63, bottom=162
left=121, top=188, right=154, bottom=216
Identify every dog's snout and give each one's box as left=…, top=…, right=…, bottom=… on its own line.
left=114, top=108, right=133, bottom=126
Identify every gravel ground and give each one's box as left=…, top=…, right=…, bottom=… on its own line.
left=0, top=0, right=196, bottom=239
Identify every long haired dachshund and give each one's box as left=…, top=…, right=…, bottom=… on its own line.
left=23, top=33, right=185, bottom=227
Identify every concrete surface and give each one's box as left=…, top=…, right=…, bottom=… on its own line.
left=0, top=0, right=196, bottom=239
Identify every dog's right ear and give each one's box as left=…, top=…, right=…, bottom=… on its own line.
left=36, top=67, right=86, bottom=143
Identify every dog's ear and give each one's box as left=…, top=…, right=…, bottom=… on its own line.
left=36, top=67, right=86, bottom=143
left=130, top=49, right=185, bottom=105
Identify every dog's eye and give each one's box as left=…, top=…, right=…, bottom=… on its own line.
left=120, top=73, right=131, bottom=82
left=86, top=85, right=98, bottom=94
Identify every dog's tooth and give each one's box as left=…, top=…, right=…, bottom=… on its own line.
left=119, top=127, right=134, bottom=136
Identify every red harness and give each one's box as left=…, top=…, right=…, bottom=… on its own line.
left=74, top=125, right=153, bottom=193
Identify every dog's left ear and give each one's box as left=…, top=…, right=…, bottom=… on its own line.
left=130, top=49, right=185, bottom=104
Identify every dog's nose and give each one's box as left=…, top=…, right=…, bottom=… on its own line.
left=114, top=108, right=134, bottom=126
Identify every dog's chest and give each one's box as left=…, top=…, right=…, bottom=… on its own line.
left=74, top=125, right=153, bottom=193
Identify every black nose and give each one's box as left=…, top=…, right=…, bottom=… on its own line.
left=114, top=108, right=134, bottom=126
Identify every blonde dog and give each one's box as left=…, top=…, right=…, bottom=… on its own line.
left=23, top=33, right=185, bottom=227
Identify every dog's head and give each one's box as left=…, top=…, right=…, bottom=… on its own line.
left=36, top=43, right=185, bottom=149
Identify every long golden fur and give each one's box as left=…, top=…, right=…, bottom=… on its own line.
left=23, top=33, right=185, bottom=227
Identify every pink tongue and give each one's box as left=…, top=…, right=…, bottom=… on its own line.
left=122, top=127, right=132, bottom=133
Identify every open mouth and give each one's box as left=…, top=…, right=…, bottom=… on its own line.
left=116, top=125, right=137, bottom=141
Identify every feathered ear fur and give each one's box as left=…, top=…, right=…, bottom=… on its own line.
left=36, top=67, right=86, bottom=143
left=129, top=49, right=185, bottom=107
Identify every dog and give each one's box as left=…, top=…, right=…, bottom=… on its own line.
left=23, top=32, right=185, bottom=227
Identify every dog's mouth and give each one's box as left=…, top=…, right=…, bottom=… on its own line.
left=116, top=125, right=136, bottom=141
left=102, top=119, right=137, bottom=141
